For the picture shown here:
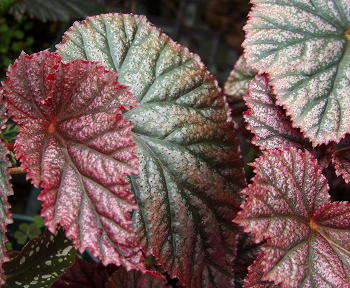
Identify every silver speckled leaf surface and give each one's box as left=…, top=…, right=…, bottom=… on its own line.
left=244, top=0, right=350, bottom=145
left=224, top=55, right=256, bottom=100
left=2, top=51, right=142, bottom=270
left=57, top=13, right=245, bottom=288
left=0, top=99, right=12, bottom=287
left=235, top=148, right=350, bottom=288
left=244, top=74, right=309, bottom=150
left=4, top=229, right=76, bottom=288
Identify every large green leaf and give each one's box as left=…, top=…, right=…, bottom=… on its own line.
left=57, top=13, right=244, bottom=288
left=4, top=229, right=76, bottom=288
left=244, top=0, right=350, bottom=145
left=9, top=0, right=105, bottom=22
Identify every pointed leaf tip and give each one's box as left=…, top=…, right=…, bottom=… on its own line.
left=235, top=148, right=350, bottom=287
left=2, top=50, right=143, bottom=270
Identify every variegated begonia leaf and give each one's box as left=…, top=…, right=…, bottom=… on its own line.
left=224, top=55, right=256, bottom=100
left=244, top=0, right=350, bottom=145
left=234, top=148, right=350, bottom=288
left=0, top=99, right=13, bottom=287
left=244, top=74, right=350, bottom=180
left=244, top=74, right=309, bottom=150
left=4, top=229, right=76, bottom=288
left=57, top=13, right=245, bottom=288
left=2, top=50, right=142, bottom=269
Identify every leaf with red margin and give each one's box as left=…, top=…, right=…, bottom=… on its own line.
left=57, top=13, right=245, bottom=288
left=244, top=74, right=331, bottom=169
left=2, top=50, right=142, bottom=269
left=244, top=74, right=309, bottom=150
left=234, top=148, right=350, bottom=288
left=106, top=266, right=167, bottom=288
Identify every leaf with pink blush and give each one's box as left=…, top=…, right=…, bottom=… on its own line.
left=235, top=148, right=350, bottom=288
left=2, top=50, right=142, bottom=269
left=244, top=74, right=309, bottom=150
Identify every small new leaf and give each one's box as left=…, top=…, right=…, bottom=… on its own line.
left=244, top=0, right=350, bottom=145
left=235, top=148, right=350, bottom=288
left=2, top=50, right=142, bottom=269
left=4, top=229, right=76, bottom=288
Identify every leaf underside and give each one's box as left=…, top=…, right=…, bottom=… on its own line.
left=9, top=0, right=105, bottom=22
left=235, top=148, right=350, bottom=288
left=0, top=99, right=13, bottom=286
left=4, top=229, right=76, bottom=288
left=57, top=13, right=245, bottom=288
left=244, top=0, right=350, bottom=145
left=2, top=50, right=142, bottom=269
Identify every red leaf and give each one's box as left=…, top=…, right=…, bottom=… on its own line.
left=235, top=148, right=350, bottom=288
left=2, top=50, right=143, bottom=269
